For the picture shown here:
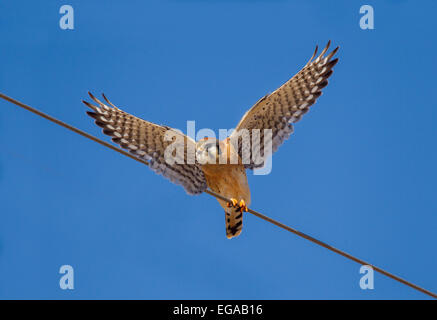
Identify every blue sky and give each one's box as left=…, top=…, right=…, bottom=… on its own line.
left=0, top=0, right=436, bottom=299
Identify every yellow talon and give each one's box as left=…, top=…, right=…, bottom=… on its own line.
left=227, top=198, right=248, bottom=213
left=227, top=198, right=238, bottom=208
left=239, top=199, right=248, bottom=213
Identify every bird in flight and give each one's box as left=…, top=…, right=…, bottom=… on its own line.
left=83, top=41, right=339, bottom=239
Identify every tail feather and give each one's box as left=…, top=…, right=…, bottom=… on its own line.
left=225, top=206, right=244, bottom=239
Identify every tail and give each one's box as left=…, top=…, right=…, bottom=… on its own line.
left=225, top=206, right=244, bottom=239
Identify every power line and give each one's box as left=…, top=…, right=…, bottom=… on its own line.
left=1, top=91, right=436, bottom=299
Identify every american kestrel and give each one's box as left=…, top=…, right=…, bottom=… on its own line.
left=83, top=41, right=339, bottom=238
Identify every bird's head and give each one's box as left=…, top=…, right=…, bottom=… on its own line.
left=196, top=137, right=223, bottom=165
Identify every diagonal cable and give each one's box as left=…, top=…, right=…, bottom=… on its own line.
left=1, top=91, right=436, bottom=299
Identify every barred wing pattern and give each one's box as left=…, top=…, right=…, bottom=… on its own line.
left=231, top=41, right=339, bottom=169
left=83, top=93, right=207, bottom=195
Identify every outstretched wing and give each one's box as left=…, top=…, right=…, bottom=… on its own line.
left=83, top=93, right=207, bottom=195
left=230, top=41, right=339, bottom=169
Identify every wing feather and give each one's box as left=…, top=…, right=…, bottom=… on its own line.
left=83, top=93, right=207, bottom=195
left=231, top=41, right=339, bottom=169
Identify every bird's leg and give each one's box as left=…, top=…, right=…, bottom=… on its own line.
left=227, top=198, right=248, bottom=213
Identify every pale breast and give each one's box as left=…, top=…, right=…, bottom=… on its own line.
left=201, top=163, right=251, bottom=209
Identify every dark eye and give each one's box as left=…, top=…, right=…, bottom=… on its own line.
left=205, top=143, right=213, bottom=151
left=216, top=142, right=221, bottom=155
left=205, top=142, right=221, bottom=155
